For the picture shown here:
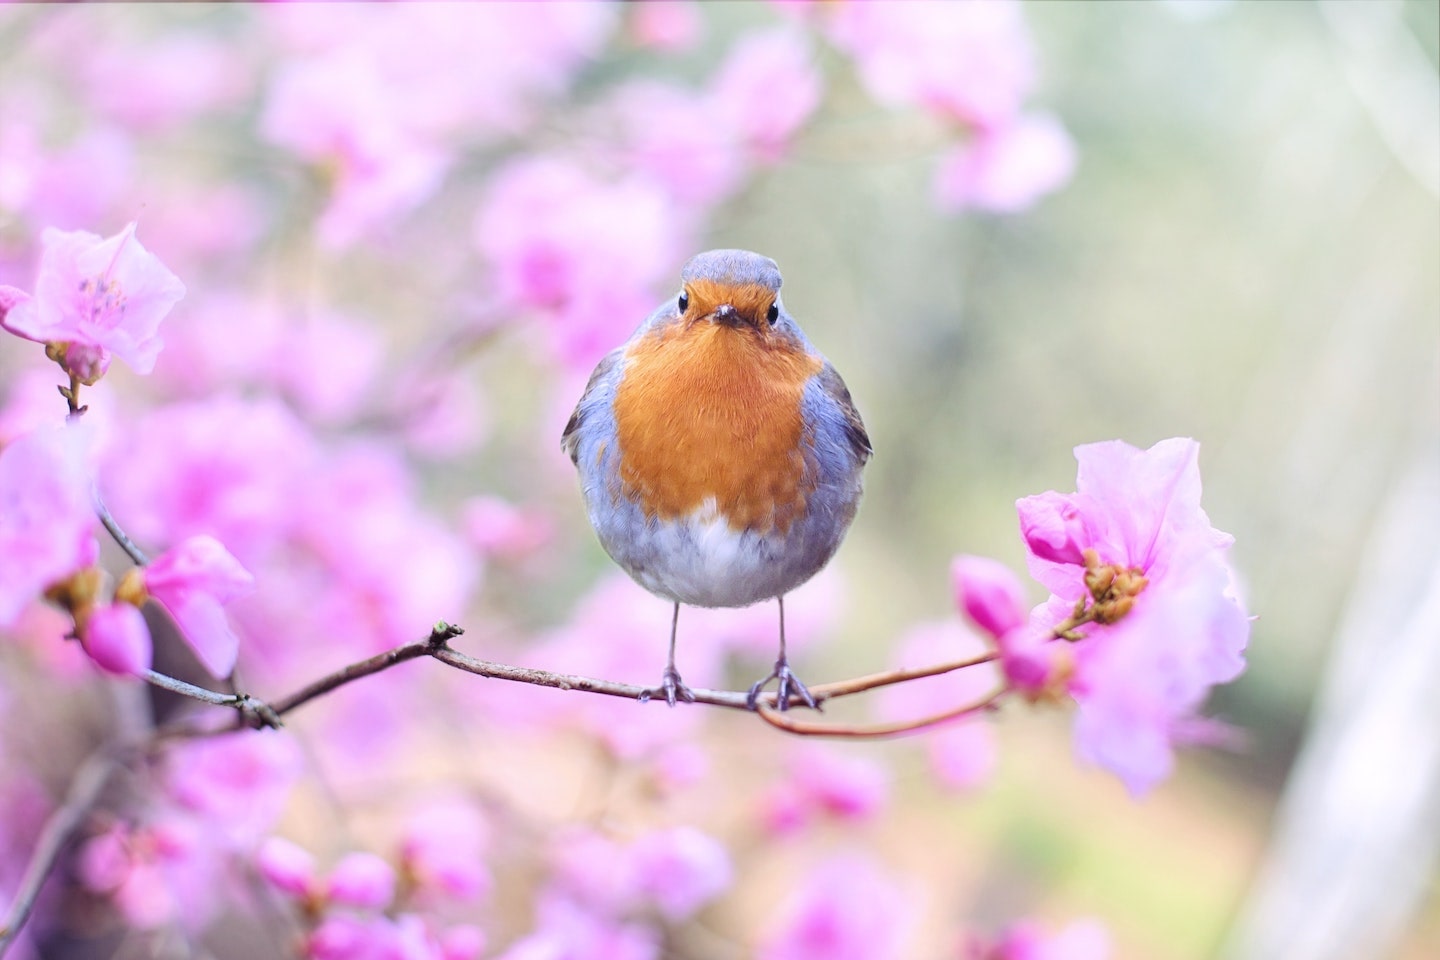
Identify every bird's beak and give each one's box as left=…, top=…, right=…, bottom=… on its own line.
left=710, top=304, right=743, bottom=327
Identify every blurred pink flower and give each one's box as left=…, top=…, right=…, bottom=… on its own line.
left=760, top=744, right=891, bottom=835
left=101, top=395, right=317, bottom=563
left=1016, top=438, right=1250, bottom=794
left=827, top=0, right=1037, bottom=129
left=257, top=836, right=318, bottom=900
left=265, top=4, right=614, bottom=140
left=601, top=81, right=745, bottom=207
left=710, top=27, right=822, bottom=163
left=399, top=797, right=493, bottom=905
left=473, top=155, right=685, bottom=369
left=308, top=913, right=461, bottom=960
left=439, top=926, right=485, bottom=960
left=165, top=731, right=303, bottom=847
left=0, top=116, right=135, bottom=232
left=327, top=852, right=397, bottom=912
left=629, top=1, right=703, bottom=51
left=76, top=818, right=224, bottom=931
left=497, top=890, right=660, bottom=960
left=261, top=52, right=449, bottom=250
left=80, top=602, right=151, bottom=676
left=952, top=554, right=1028, bottom=639
left=630, top=826, right=733, bottom=921
left=81, top=32, right=252, bottom=132
left=548, top=824, right=730, bottom=922
left=144, top=534, right=255, bottom=677
left=758, top=853, right=914, bottom=960
left=295, top=443, right=480, bottom=655
left=1, top=223, right=184, bottom=381
left=462, top=495, right=554, bottom=562
left=877, top=621, right=1001, bottom=792
left=935, top=113, right=1077, bottom=213
left=970, top=918, right=1111, bottom=960
left=0, top=424, right=95, bottom=627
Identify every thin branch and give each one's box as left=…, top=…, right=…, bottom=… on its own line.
left=268, top=628, right=452, bottom=716
left=93, top=489, right=148, bottom=566
left=0, top=752, right=119, bottom=956
left=754, top=687, right=1008, bottom=739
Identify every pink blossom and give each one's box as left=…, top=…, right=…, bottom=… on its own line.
left=399, top=798, right=492, bottom=904
left=100, top=395, right=317, bottom=563
left=398, top=372, right=491, bottom=461
left=77, top=818, right=224, bottom=931
left=496, top=891, right=660, bottom=960
left=308, top=914, right=453, bottom=960
left=265, top=4, right=614, bottom=140
left=327, top=852, right=396, bottom=911
left=972, top=918, right=1111, bottom=960
left=294, top=443, right=479, bottom=656
left=1016, top=438, right=1250, bottom=794
left=473, top=155, right=685, bottom=369
left=600, top=81, right=745, bottom=208
left=0, top=425, right=96, bottom=627
left=80, top=32, right=252, bottom=132
left=630, top=826, right=733, bottom=921
left=462, top=495, right=554, bottom=562
left=760, top=744, right=891, bottom=835
left=165, top=731, right=303, bottom=847
left=1, top=223, right=184, bottom=380
left=257, top=836, right=318, bottom=900
left=935, top=114, right=1077, bottom=214
left=0, top=118, right=135, bottom=232
left=827, top=0, right=1037, bottom=128
left=710, top=27, right=822, bottom=163
left=952, top=554, right=1028, bottom=639
left=439, top=926, right=485, bottom=960
left=80, top=602, right=152, bottom=676
left=629, top=2, right=703, bottom=51
left=143, top=534, right=255, bottom=677
left=757, top=854, right=914, bottom=960
left=261, top=52, right=448, bottom=250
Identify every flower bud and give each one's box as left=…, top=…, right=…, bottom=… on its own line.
left=951, top=554, right=1027, bottom=639
left=81, top=603, right=152, bottom=675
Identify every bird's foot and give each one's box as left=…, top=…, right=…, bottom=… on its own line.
left=746, top=658, right=819, bottom=712
left=638, top=665, right=696, bottom=707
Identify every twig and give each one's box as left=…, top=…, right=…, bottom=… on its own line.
left=0, top=753, right=120, bottom=956
left=267, top=626, right=456, bottom=716
left=94, top=491, right=148, bottom=566
left=754, top=687, right=1007, bottom=738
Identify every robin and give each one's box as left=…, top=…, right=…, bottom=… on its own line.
left=562, top=249, right=871, bottom=710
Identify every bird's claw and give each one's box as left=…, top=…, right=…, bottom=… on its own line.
left=746, top=658, right=819, bottom=712
left=639, top=666, right=696, bottom=707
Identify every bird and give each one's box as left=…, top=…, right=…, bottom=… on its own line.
left=561, top=249, right=871, bottom=710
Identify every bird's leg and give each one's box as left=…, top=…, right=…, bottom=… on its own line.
left=747, top=595, right=819, bottom=712
left=640, top=601, right=696, bottom=706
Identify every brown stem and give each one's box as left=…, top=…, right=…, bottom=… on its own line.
left=0, top=753, right=119, bottom=956
left=754, top=687, right=1008, bottom=739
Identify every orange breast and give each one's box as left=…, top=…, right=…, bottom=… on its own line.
left=613, top=321, right=822, bottom=535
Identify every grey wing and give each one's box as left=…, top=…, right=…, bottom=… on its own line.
left=561, top=347, right=624, bottom=465
left=816, top=362, right=872, bottom=463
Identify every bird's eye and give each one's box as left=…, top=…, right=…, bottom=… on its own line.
left=766, top=303, right=779, bottom=324
left=678, top=292, right=689, bottom=313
